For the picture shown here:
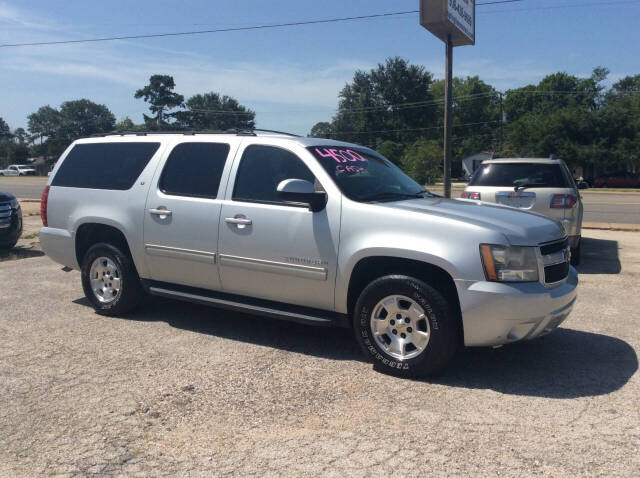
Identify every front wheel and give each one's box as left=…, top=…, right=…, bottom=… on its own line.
left=353, top=275, right=459, bottom=378
left=81, top=242, right=144, bottom=316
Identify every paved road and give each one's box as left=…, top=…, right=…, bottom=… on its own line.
left=1, top=229, right=639, bottom=476
left=2, top=176, right=639, bottom=224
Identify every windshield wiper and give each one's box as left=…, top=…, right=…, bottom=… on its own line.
left=360, top=190, right=432, bottom=203
left=514, top=182, right=545, bottom=191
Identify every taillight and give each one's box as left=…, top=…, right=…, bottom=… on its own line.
left=461, top=191, right=481, bottom=200
left=550, top=194, right=577, bottom=209
left=41, top=185, right=50, bottom=226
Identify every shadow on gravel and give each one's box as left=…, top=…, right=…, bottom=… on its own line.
left=74, top=301, right=637, bottom=397
left=75, top=296, right=363, bottom=362
left=576, top=237, right=621, bottom=274
left=0, top=246, right=45, bottom=262
left=433, top=328, right=638, bottom=398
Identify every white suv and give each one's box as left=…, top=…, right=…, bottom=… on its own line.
left=40, top=131, right=577, bottom=377
left=462, top=158, right=584, bottom=264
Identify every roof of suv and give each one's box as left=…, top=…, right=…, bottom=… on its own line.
left=482, top=158, right=563, bottom=165
left=79, top=131, right=366, bottom=150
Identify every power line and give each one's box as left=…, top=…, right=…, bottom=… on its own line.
left=478, top=0, right=640, bottom=14
left=325, top=120, right=502, bottom=136
left=176, top=89, right=633, bottom=117
left=0, top=2, right=523, bottom=48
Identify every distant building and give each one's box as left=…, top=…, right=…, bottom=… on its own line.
left=461, top=152, right=495, bottom=179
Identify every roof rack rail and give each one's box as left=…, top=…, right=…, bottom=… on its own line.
left=91, top=129, right=238, bottom=137
left=92, top=128, right=299, bottom=138
left=250, top=128, right=300, bottom=137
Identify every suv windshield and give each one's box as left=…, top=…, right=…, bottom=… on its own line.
left=469, top=162, right=569, bottom=188
left=307, top=146, right=432, bottom=202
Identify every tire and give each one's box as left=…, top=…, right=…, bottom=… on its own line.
left=81, top=242, right=143, bottom=316
left=571, top=242, right=581, bottom=266
left=353, top=275, right=459, bottom=378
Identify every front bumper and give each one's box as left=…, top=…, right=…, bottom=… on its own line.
left=456, top=266, right=578, bottom=347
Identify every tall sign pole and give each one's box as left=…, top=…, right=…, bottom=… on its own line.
left=444, top=33, right=453, bottom=198
left=420, top=0, right=475, bottom=198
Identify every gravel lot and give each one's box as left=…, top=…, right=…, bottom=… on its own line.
left=1, top=230, right=638, bottom=476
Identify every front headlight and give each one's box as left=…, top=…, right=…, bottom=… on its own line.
left=9, top=198, right=20, bottom=209
left=480, top=244, right=539, bottom=282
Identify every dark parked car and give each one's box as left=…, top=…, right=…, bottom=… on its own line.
left=0, top=190, right=22, bottom=250
left=594, top=172, right=640, bottom=188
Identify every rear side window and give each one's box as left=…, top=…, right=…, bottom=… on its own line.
left=159, top=142, right=230, bottom=198
left=233, top=145, right=315, bottom=204
left=52, top=142, right=160, bottom=190
left=469, top=163, right=569, bottom=188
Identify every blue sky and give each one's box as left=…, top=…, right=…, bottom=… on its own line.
left=1, top=0, right=638, bottom=135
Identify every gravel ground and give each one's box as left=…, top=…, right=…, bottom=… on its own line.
left=1, top=230, right=638, bottom=476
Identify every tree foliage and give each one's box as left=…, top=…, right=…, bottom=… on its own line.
left=134, top=75, right=184, bottom=128
left=311, top=59, right=639, bottom=181
left=174, top=92, right=255, bottom=131
left=26, top=100, right=114, bottom=158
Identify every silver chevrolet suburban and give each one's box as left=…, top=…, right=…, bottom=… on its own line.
left=40, top=130, right=577, bottom=377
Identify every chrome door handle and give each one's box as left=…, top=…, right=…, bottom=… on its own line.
left=149, top=208, right=172, bottom=216
left=225, top=217, right=252, bottom=225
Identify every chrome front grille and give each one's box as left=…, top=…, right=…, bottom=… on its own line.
left=0, top=204, right=12, bottom=219
left=539, top=238, right=570, bottom=285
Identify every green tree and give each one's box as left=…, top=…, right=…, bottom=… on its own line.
left=174, top=92, right=255, bottom=131
left=329, top=57, right=437, bottom=146
left=58, top=99, right=115, bottom=141
left=27, top=106, right=61, bottom=146
left=134, top=75, right=184, bottom=128
left=115, top=116, right=145, bottom=132
left=13, top=127, right=27, bottom=144
left=309, top=121, right=333, bottom=138
left=599, top=74, right=640, bottom=172
left=400, top=138, right=442, bottom=185
left=0, top=117, right=11, bottom=166
left=27, top=100, right=115, bottom=158
left=0, top=116, right=11, bottom=140
left=431, top=76, right=501, bottom=174
left=503, top=68, right=613, bottom=174
left=376, top=140, right=406, bottom=166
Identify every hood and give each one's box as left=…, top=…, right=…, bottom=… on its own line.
left=381, top=197, right=565, bottom=246
left=0, top=190, right=16, bottom=202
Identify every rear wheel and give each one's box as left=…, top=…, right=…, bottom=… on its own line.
left=81, top=242, right=143, bottom=315
left=353, top=275, right=459, bottom=378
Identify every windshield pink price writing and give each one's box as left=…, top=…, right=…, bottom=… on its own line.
left=314, top=147, right=366, bottom=163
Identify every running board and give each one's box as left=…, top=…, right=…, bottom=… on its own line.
left=144, top=281, right=349, bottom=328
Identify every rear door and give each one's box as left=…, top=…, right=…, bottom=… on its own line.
left=143, top=139, right=239, bottom=290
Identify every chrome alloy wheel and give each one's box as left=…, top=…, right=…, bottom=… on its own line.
left=89, top=256, right=121, bottom=304
left=370, top=295, right=431, bottom=360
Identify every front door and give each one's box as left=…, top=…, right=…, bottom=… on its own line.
left=143, top=141, right=236, bottom=290
left=218, top=143, right=339, bottom=311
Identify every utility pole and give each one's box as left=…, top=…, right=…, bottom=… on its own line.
left=443, top=33, right=453, bottom=199
left=499, top=91, right=504, bottom=152
left=420, top=0, right=475, bottom=198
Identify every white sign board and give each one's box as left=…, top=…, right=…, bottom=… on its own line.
left=420, top=0, right=475, bottom=47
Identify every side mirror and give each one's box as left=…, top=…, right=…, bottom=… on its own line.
left=577, top=181, right=589, bottom=190
left=277, top=179, right=327, bottom=212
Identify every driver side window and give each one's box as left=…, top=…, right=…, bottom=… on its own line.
left=233, top=145, right=316, bottom=205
